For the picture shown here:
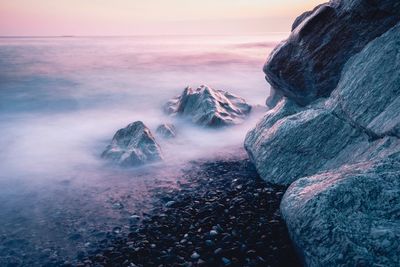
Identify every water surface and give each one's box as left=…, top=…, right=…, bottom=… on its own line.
left=0, top=34, right=284, bottom=265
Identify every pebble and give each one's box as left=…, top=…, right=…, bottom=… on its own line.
left=80, top=158, right=301, bottom=267
left=165, top=201, right=176, bottom=207
left=209, top=230, right=218, bottom=237
left=214, top=248, right=223, bottom=255
left=191, top=252, right=200, bottom=260
left=112, top=202, right=124, bottom=209
left=222, top=257, right=232, bottom=266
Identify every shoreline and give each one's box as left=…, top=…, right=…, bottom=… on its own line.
left=74, top=154, right=301, bottom=267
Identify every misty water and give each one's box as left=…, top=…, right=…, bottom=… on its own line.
left=0, top=34, right=285, bottom=265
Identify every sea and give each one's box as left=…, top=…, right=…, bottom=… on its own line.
left=0, top=34, right=286, bottom=265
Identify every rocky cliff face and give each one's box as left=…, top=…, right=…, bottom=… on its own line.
left=245, top=0, right=400, bottom=266
left=264, top=0, right=400, bottom=106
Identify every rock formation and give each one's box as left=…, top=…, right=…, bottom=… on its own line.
left=156, top=123, right=177, bottom=139
left=164, top=85, right=251, bottom=127
left=102, top=121, right=163, bottom=166
left=245, top=0, right=400, bottom=266
left=246, top=20, right=400, bottom=184
left=264, top=0, right=400, bottom=106
left=281, top=156, right=400, bottom=267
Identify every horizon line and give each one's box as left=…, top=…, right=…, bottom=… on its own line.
left=0, top=32, right=290, bottom=39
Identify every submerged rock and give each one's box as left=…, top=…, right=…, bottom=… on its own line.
left=102, top=121, right=162, bottom=166
left=164, top=85, right=251, bottom=127
left=156, top=123, right=176, bottom=139
left=264, top=0, right=400, bottom=105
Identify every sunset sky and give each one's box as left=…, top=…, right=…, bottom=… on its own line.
left=0, top=0, right=325, bottom=36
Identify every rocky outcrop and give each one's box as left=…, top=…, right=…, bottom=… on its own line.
left=164, top=85, right=251, bottom=127
left=264, top=0, right=400, bottom=106
left=245, top=1, right=400, bottom=266
left=156, top=123, right=176, bottom=139
left=102, top=121, right=162, bottom=166
left=246, top=13, right=400, bottom=186
left=281, top=156, right=400, bottom=267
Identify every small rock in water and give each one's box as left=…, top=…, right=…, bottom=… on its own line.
left=112, top=202, right=124, bottom=209
left=113, top=227, right=122, bottom=234
left=129, top=215, right=141, bottom=220
left=102, top=121, right=163, bottom=166
left=164, top=85, right=252, bottom=127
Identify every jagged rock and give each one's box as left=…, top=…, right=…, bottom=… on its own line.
left=102, top=121, right=162, bottom=166
left=246, top=21, right=400, bottom=185
left=264, top=0, right=400, bottom=105
left=245, top=6, right=400, bottom=267
left=281, top=157, right=400, bottom=267
left=156, top=123, right=176, bottom=139
left=164, top=85, right=251, bottom=127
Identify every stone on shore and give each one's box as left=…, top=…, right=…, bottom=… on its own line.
left=102, top=121, right=162, bottom=166
left=164, top=85, right=251, bottom=127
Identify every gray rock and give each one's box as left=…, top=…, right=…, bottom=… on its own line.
left=326, top=23, right=400, bottom=138
left=281, top=157, right=400, bottom=267
left=246, top=22, right=400, bottom=185
left=265, top=88, right=283, bottom=109
left=156, top=123, right=176, bottom=139
left=264, top=0, right=400, bottom=105
left=102, top=121, right=162, bottom=166
left=164, top=85, right=251, bottom=127
left=245, top=100, right=367, bottom=185
left=245, top=11, right=400, bottom=267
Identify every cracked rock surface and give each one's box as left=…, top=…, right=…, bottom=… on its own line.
left=245, top=1, right=400, bottom=266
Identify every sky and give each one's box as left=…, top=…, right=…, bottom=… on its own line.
left=0, top=0, right=325, bottom=36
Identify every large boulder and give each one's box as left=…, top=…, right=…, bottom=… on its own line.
left=246, top=21, right=400, bottom=185
left=281, top=157, right=400, bottom=267
left=245, top=6, right=400, bottom=266
left=326, top=22, right=400, bottom=138
left=245, top=100, right=368, bottom=185
left=264, top=0, right=400, bottom=106
left=164, top=85, right=251, bottom=127
left=102, top=121, right=163, bottom=166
